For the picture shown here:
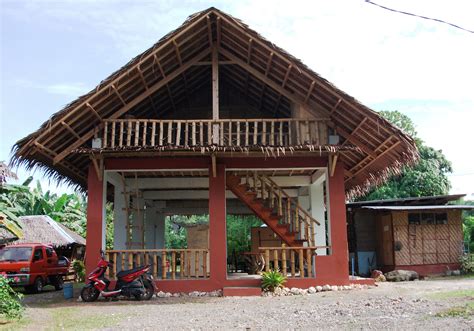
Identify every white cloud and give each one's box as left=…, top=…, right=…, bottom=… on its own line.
left=12, top=79, right=88, bottom=97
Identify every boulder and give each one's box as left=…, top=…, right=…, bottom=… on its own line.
left=452, top=270, right=461, bottom=276
left=322, top=284, right=331, bottom=291
left=308, top=287, right=316, bottom=294
left=316, top=286, right=323, bottom=292
left=371, top=270, right=386, bottom=282
left=385, top=270, right=419, bottom=282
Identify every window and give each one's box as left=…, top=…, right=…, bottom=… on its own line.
left=45, top=247, right=53, bottom=258
left=436, top=213, right=448, bottom=224
left=33, top=248, right=43, bottom=261
left=421, top=213, right=435, bottom=224
left=408, top=213, right=420, bottom=225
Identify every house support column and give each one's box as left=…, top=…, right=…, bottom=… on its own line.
left=209, top=163, right=227, bottom=284
left=310, top=176, right=327, bottom=256
left=315, top=162, right=348, bottom=282
left=131, top=198, right=145, bottom=248
left=85, top=164, right=105, bottom=274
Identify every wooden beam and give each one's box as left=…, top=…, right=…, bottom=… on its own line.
left=282, top=64, right=292, bottom=88
left=61, top=121, right=80, bottom=139
left=304, top=81, right=315, bottom=104
left=206, top=15, right=213, bottom=47
left=53, top=48, right=211, bottom=164
left=86, top=103, right=102, bottom=121
left=211, top=154, right=217, bottom=178
left=212, top=46, right=219, bottom=120
left=111, top=85, right=126, bottom=106
left=216, top=16, right=221, bottom=46
left=219, top=48, right=330, bottom=117
left=329, top=153, right=338, bottom=177
left=341, top=117, right=367, bottom=146
left=330, top=98, right=342, bottom=114
left=328, top=123, right=376, bottom=159
left=193, top=61, right=236, bottom=66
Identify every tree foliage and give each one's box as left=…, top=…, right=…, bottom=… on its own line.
left=361, top=111, right=453, bottom=200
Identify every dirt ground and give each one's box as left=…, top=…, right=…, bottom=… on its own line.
left=2, top=277, right=473, bottom=330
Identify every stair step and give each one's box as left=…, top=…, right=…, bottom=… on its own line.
left=223, top=287, right=262, bottom=297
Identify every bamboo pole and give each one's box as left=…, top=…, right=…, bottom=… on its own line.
left=299, top=249, right=304, bottom=278
left=290, top=250, right=295, bottom=277
left=306, top=249, right=312, bottom=278
left=281, top=247, right=287, bottom=276
left=162, top=252, right=167, bottom=279
left=265, top=249, right=270, bottom=272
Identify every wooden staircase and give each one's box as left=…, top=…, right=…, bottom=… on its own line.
left=226, top=172, right=320, bottom=248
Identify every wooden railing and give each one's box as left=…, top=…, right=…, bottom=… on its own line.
left=99, top=118, right=329, bottom=149
left=259, top=246, right=320, bottom=278
left=245, top=172, right=320, bottom=245
left=105, top=249, right=209, bottom=280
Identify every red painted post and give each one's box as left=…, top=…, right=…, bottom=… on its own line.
left=85, top=164, right=104, bottom=275
left=208, top=163, right=227, bottom=284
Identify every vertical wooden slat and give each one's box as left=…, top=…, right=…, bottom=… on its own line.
left=168, top=121, right=173, bottom=144
left=207, top=121, right=212, bottom=144
left=270, top=121, right=275, bottom=145
left=142, top=121, right=147, bottom=146
left=106, top=252, right=111, bottom=277
left=278, top=190, right=283, bottom=216
left=281, top=247, right=287, bottom=276
left=273, top=249, right=278, bottom=271
left=236, top=121, right=240, bottom=146
left=180, top=252, right=184, bottom=278
left=262, top=121, right=267, bottom=145
left=279, top=121, right=283, bottom=145
left=228, top=121, right=232, bottom=145
left=264, top=249, right=270, bottom=272
left=103, top=122, right=108, bottom=148
left=128, top=252, right=133, bottom=270
left=306, top=249, right=312, bottom=278
left=184, top=122, right=189, bottom=146
left=119, top=121, right=124, bottom=147
left=171, top=251, right=176, bottom=280
left=287, top=198, right=291, bottom=225
left=176, top=122, right=181, bottom=146
left=245, top=121, right=249, bottom=146
left=295, top=121, right=301, bottom=145
left=288, top=120, right=292, bottom=145
left=219, top=122, right=224, bottom=145
left=111, top=122, right=116, bottom=148
left=159, top=121, right=164, bottom=145
left=187, top=250, right=191, bottom=277
left=127, top=121, right=132, bottom=146
left=192, top=122, right=196, bottom=146
left=299, top=249, right=304, bottom=278
left=202, top=250, right=207, bottom=278
left=162, top=251, right=167, bottom=279
left=199, top=121, right=204, bottom=146
left=151, top=122, right=156, bottom=146
left=153, top=253, right=158, bottom=278
left=253, top=121, right=258, bottom=145
left=112, top=253, right=117, bottom=278
left=135, top=121, right=140, bottom=146
left=290, top=250, right=295, bottom=277
left=194, top=250, right=199, bottom=277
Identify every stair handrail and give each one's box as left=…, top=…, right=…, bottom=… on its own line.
left=259, top=175, right=321, bottom=227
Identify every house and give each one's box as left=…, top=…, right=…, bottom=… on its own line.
left=347, top=194, right=473, bottom=276
left=12, top=8, right=418, bottom=295
left=1, top=215, right=86, bottom=260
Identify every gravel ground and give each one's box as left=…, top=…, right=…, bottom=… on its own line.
left=12, top=277, right=474, bottom=330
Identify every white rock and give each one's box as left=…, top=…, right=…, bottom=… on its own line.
left=316, top=286, right=323, bottom=292
left=172, top=293, right=180, bottom=297
left=331, top=286, right=338, bottom=291
left=343, top=285, right=351, bottom=291
left=322, top=284, right=331, bottom=291
left=165, top=292, right=172, bottom=298
left=308, top=287, right=316, bottom=294
left=290, top=287, right=300, bottom=295
left=157, top=291, right=166, bottom=298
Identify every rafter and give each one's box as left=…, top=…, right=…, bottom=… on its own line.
left=86, top=103, right=102, bottom=121
left=53, top=48, right=211, bottom=164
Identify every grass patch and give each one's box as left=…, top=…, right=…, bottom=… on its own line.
left=428, top=289, right=474, bottom=300
left=0, top=317, right=31, bottom=331
left=428, top=274, right=474, bottom=281
left=435, top=302, right=474, bottom=318
left=50, top=307, right=123, bottom=330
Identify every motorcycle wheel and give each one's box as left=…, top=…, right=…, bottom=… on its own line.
left=140, top=279, right=155, bottom=301
left=80, top=285, right=100, bottom=302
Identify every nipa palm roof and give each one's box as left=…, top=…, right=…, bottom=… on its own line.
left=11, top=7, right=418, bottom=199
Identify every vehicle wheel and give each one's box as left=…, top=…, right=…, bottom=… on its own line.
left=80, top=286, right=100, bottom=302
left=53, top=276, right=64, bottom=291
left=32, top=277, right=44, bottom=293
left=141, top=280, right=155, bottom=301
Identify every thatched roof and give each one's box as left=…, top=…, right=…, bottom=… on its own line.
left=8, top=215, right=85, bottom=247
left=0, top=227, right=17, bottom=245
left=11, top=7, right=418, bottom=198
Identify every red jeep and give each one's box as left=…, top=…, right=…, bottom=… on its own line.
left=0, top=243, right=70, bottom=293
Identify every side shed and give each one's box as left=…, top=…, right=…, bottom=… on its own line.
left=347, top=195, right=472, bottom=276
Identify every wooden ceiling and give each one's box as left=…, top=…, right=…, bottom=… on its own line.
left=12, top=7, right=418, bottom=199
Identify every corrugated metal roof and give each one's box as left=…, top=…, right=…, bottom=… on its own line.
left=361, top=205, right=474, bottom=211
left=347, top=194, right=466, bottom=207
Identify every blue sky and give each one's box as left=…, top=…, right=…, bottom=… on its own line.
left=1, top=0, right=473, bottom=197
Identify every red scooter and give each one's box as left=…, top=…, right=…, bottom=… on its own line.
left=80, top=251, right=156, bottom=302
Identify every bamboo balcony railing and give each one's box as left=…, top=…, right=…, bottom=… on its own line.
left=245, top=172, right=320, bottom=246
left=99, top=118, right=329, bottom=150
left=259, top=246, right=324, bottom=278
left=105, top=249, right=209, bottom=280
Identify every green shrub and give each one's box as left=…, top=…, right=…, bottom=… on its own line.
left=460, top=254, right=474, bottom=274
left=261, top=269, right=287, bottom=292
left=0, top=275, right=24, bottom=320
left=72, top=260, right=85, bottom=282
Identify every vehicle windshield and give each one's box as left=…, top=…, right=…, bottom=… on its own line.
left=0, top=247, right=33, bottom=262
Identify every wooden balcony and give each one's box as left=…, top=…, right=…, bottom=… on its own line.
left=99, top=118, right=329, bottom=151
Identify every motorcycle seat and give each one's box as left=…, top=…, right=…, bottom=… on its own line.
left=116, top=265, right=149, bottom=278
